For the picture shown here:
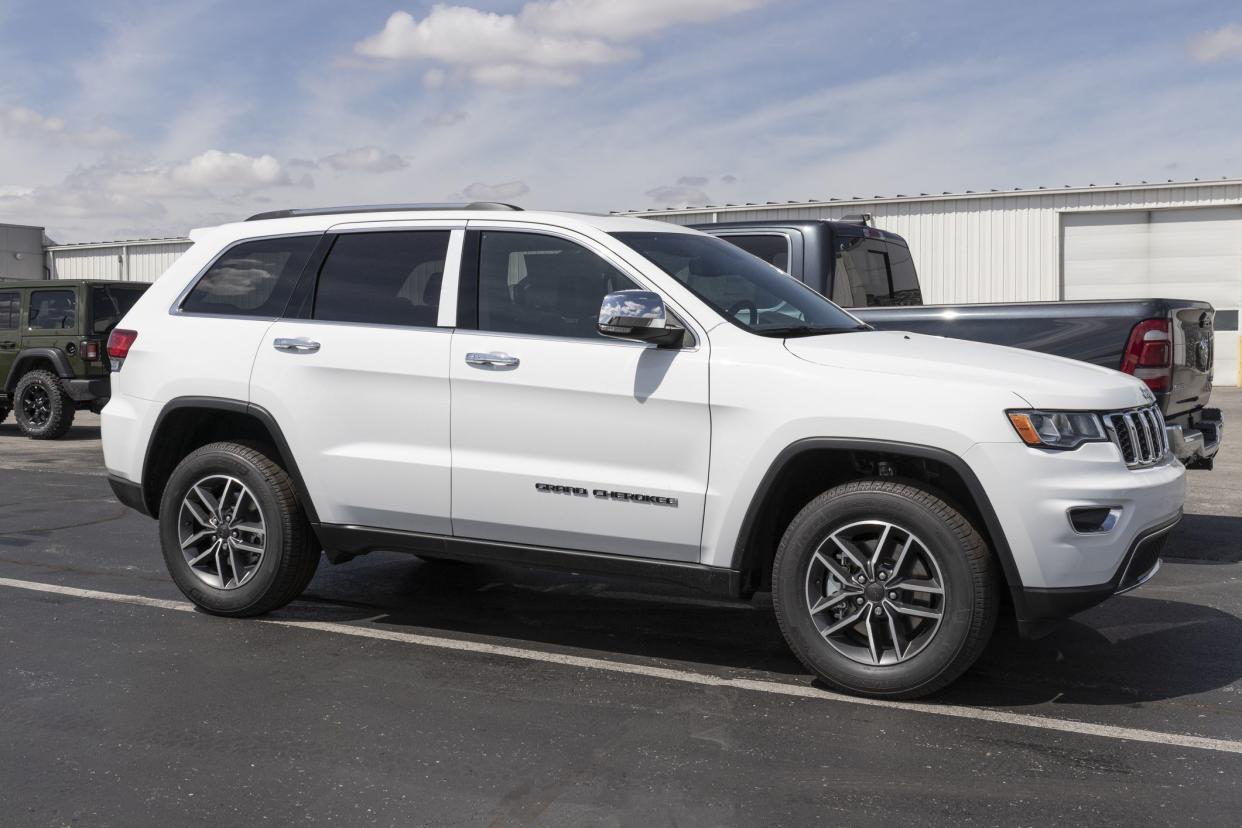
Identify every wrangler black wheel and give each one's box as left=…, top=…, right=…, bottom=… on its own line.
left=14, top=370, right=74, bottom=439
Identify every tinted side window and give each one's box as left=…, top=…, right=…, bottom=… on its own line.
left=182, top=236, right=317, bottom=317
left=833, top=238, right=921, bottom=307
left=477, top=232, right=638, bottom=340
left=0, top=291, right=18, bottom=329
left=314, top=231, right=449, bottom=327
left=29, top=289, right=77, bottom=330
left=721, top=234, right=790, bottom=272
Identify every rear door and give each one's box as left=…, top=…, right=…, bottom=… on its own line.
left=447, top=223, right=711, bottom=561
left=249, top=221, right=462, bottom=533
left=0, top=288, right=20, bottom=389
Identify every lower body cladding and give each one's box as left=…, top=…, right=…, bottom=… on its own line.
left=1166, top=407, right=1223, bottom=470
left=965, top=440, right=1185, bottom=638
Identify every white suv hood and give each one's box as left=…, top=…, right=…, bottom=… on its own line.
left=785, top=331, right=1151, bottom=411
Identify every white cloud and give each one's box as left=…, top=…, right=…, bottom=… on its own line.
left=320, top=146, right=409, bottom=173
left=355, top=6, right=628, bottom=87
left=353, top=1, right=768, bottom=86
left=425, top=110, right=469, bottom=127
left=1187, top=23, right=1242, bottom=63
left=168, top=150, right=293, bottom=189
left=462, top=181, right=531, bottom=200
left=520, top=0, right=770, bottom=40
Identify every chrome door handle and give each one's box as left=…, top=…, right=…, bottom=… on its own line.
left=273, top=337, right=321, bottom=354
left=465, top=351, right=520, bottom=368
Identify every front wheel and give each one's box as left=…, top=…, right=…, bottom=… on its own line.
left=772, top=479, right=998, bottom=699
left=159, top=441, right=320, bottom=616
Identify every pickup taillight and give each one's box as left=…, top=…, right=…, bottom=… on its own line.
left=1121, top=319, right=1171, bottom=392
left=107, top=328, right=138, bottom=371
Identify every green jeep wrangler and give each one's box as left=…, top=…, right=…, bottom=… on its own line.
left=0, top=280, right=149, bottom=439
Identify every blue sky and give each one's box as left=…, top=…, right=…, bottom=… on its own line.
left=1, top=0, right=1240, bottom=241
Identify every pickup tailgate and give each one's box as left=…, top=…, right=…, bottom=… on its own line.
left=1167, top=304, right=1215, bottom=418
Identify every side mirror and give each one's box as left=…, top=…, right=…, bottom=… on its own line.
left=598, top=290, right=685, bottom=347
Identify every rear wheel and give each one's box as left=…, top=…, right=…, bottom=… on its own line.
left=772, top=479, right=998, bottom=699
left=14, top=370, right=74, bottom=439
left=159, top=441, right=319, bottom=616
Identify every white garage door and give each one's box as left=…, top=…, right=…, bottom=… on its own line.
left=1063, top=206, right=1241, bottom=386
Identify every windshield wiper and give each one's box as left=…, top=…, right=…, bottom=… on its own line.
left=756, top=324, right=870, bottom=338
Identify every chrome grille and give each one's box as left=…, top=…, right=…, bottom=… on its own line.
left=1104, top=404, right=1168, bottom=468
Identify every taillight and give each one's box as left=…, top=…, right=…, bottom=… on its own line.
left=81, top=339, right=101, bottom=362
left=107, top=328, right=138, bottom=371
left=1121, top=319, right=1170, bottom=392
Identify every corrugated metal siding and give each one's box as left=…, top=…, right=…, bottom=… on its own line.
left=633, top=182, right=1242, bottom=306
left=47, top=240, right=192, bottom=282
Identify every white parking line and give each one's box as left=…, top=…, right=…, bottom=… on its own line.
left=3, top=574, right=1241, bottom=756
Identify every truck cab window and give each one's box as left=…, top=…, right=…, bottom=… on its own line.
left=722, top=234, right=790, bottom=272
left=834, top=238, right=922, bottom=307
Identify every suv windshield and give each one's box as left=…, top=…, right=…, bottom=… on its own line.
left=612, top=232, right=868, bottom=337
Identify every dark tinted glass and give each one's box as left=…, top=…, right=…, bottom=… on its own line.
left=314, top=231, right=450, bottom=327
left=0, top=291, right=18, bottom=329
left=90, top=286, right=147, bottom=334
left=613, top=231, right=865, bottom=337
left=28, top=289, right=77, bottom=330
left=182, top=235, right=317, bottom=317
left=722, top=234, right=790, bottom=272
left=834, top=238, right=922, bottom=307
left=477, top=232, right=638, bottom=339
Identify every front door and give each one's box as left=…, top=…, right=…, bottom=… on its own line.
left=449, top=227, right=711, bottom=561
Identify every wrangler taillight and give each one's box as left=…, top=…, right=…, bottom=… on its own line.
left=81, top=339, right=101, bottom=362
left=107, top=328, right=138, bottom=371
left=1121, top=319, right=1171, bottom=392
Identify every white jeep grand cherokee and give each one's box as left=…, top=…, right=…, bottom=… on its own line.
left=102, top=203, right=1185, bottom=698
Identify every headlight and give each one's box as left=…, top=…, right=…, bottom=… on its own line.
left=1006, top=410, right=1106, bottom=450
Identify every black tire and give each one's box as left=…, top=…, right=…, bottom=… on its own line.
left=772, top=479, right=998, bottom=699
left=13, top=370, right=75, bottom=439
left=159, top=441, right=320, bottom=616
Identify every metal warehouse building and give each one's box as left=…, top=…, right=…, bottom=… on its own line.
left=624, top=178, right=1242, bottom=386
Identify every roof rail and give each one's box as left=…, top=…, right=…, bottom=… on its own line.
left=244, top=202, right=524, bottom=221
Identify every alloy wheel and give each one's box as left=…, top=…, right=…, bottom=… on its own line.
left=804, top=520, right=946, bottom=666
left=20, top=385, right=51, bottom=428
left=178, top=475, right=268, bottom=590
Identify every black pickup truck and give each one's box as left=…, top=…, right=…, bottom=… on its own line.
left=695, top=219, right=1223, bottom=468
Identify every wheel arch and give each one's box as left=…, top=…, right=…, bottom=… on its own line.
left=731, top=438, right=1025, bottom=612
left=140, top=396, right=320, bottom=525
left=4, top=348, right=73, bottom=393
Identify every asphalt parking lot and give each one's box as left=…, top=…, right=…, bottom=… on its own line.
left=1, top=393, right=1240, bottom=826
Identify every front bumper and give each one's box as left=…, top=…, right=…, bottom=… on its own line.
left=1015, top=512, right=1179, bottom=638
left=964, top=440, right=1185, bottom=636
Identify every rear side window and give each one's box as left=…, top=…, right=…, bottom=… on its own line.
left=182, top=236, right=317, bottom=317
left=720, top=234, right=790, bottom=272
left=833, top=238, right=922, bottom=307
left=0, top=291, right=18, bottom=329
left=313, top=231, right=449, bottom=327
left=28, top=289, right=77, bottom=330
